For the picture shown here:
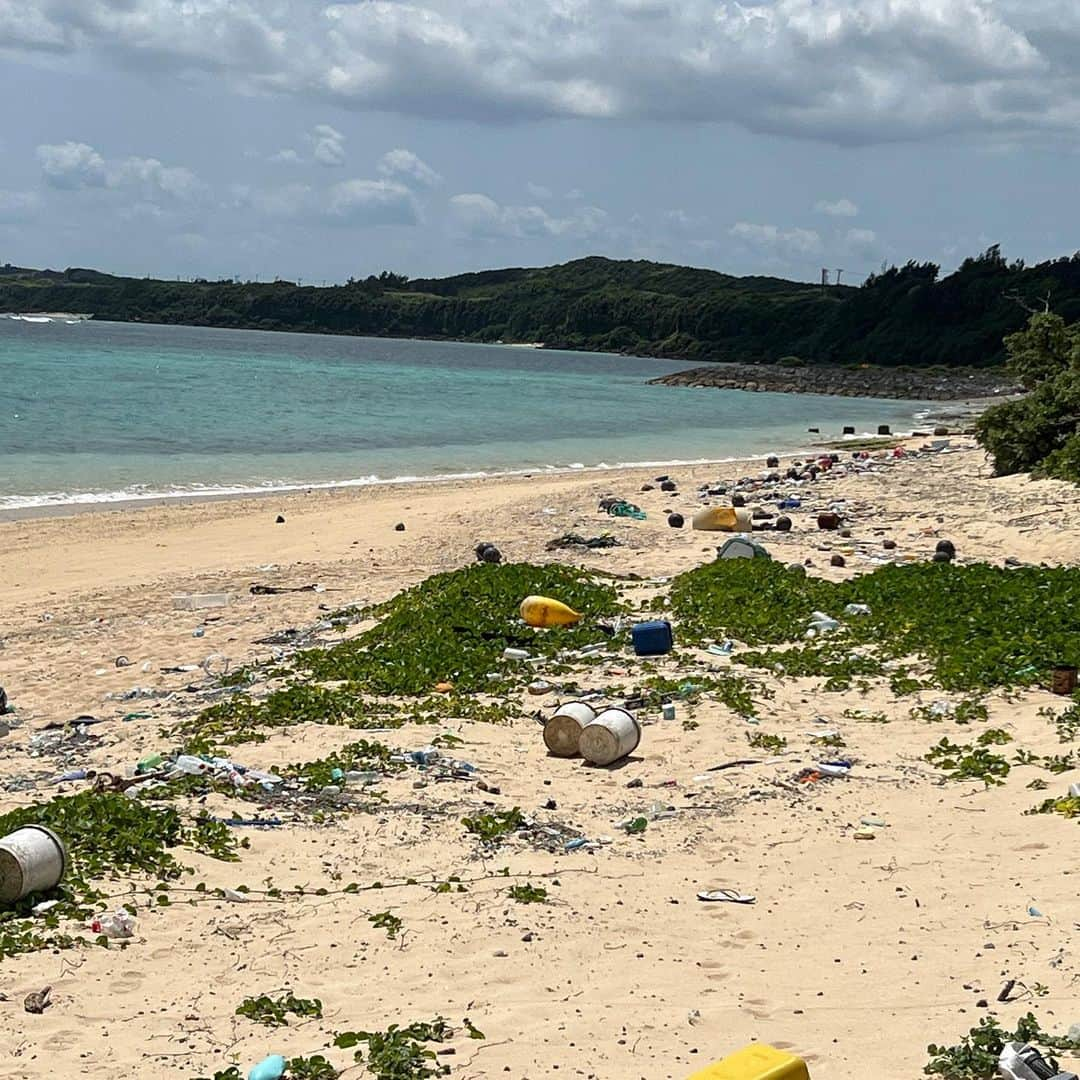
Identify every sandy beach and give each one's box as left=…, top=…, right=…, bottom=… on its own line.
left=2, top=438, right=1079, bottom=1080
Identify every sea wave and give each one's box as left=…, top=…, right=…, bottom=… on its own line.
left=0, top=435, right=914, bottom=514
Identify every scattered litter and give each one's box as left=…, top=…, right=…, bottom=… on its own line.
left=51, top=769, right=92, bottom=784
left=998, top=1042, right=1076, bottom=1080
left=23, top=987, right=51, bottom=1014
left=213, top=816, right=284, bottom=828
left=631, top=619, right=673, bottom=657
left=520, top=595, right=582, bottom=628
left=172, top=593, right=230, bottom=611
left=91, top=911, right=136, bottom=939
left=0, top=825, right=67, bottom=902
left=248, top=1054, right=287, bottom=1080
left=697, top=889, right=756, bottom=904
left=250, top=583, right=324, bottom=595
left=546, top=533, right=621, bottom=550
left=600, top=498, right=646, bottom=520
left=853, top=830, right=877, bottom=840
left=717, top=537, right=771, bottom=560
left=475, top=541, right=503, bottom=563
left=114, top=655, right=132, bottom=667
left=580, top=708, right=641, bottom=766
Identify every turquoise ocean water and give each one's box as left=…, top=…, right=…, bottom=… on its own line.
left=0, top=317, right=927, bottom=511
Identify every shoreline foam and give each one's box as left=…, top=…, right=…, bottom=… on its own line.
left=0, top=436, right=925, bottom=521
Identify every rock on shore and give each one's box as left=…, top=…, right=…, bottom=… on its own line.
left=649, top=363, right=1022, bottom=400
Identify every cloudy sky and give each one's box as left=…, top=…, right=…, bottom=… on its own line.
left=1, top=1, right=1078, bottom=284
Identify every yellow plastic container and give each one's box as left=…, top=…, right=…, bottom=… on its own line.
left=692, top=507, right=753, bottom=533
left=687, top=1043, right=809, bottom=1080
left=519, top=595, right=582, bottom=628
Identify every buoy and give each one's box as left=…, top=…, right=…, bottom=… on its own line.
left=520, top=595, right=582, bottom=628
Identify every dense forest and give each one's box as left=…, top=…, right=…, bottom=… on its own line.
left=4, top=246, right=1080, bottom=368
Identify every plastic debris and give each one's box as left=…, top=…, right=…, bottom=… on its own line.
left=91, top=911, right=136, bottom=939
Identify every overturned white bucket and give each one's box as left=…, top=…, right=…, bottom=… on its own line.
left=544, top=701, right=597, bottom=757
left=0, top=825, right=68, bottom=903
left=580, top=708, right=642, bottom=766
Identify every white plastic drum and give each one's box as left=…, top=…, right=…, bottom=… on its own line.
left=544, top=702, right=597, bottom=757
left=579, top=708, right=642, bottom=766
left=0, top=825, right=68, bottom=903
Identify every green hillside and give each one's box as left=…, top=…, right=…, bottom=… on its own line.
left=4, top=246, right=1080, bottom=367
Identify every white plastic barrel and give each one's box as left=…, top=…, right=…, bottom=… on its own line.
left=579, top=708, right=642, bottom=766
left=0, top=825, right=68, bottom=903
left=544, top=702, right=597, bottom=757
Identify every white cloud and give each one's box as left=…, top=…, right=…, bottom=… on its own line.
left=844, top=226, right=880, bottom=256
left=37, top=141, right=203, bottom=201
left=815, top=198, right=859, bottom=218
left=378, top=148, right=442, bottom=187
left=37, top=141, right=107, bottom=189
left=170, top=231, right=210, bottom=251
left=526, top=182, right=553, bottom=201
left=270, top=148, right=302, bottom=164
left=730, top=221, right=823, bottom=256
left=311, top=124, right=345, bottom=167
left=231, top=182, right=313, bottom=218
left=326, top=179, right=419, bottom=225
left=663, top=208, right=706, bottom=231
left=449, top=192, right=606, bottom=240
left=0, top=189, right=41, bottom=221
left=112, top=157, right=205, bottom=200
left=10, top=1, right=1080, bottom=144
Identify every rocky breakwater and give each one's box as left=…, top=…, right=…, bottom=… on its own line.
left=649, top=363, right=1022, bottom=401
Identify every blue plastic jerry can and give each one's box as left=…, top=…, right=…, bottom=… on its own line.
left=632, top=619, right=674, bottom=656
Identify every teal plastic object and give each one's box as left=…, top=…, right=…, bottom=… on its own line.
left=249, top=1055, right=286, bottom=1080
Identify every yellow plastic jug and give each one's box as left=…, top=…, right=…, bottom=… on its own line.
left=519, top=595, right=582, bottom=628
left=692, top=507, right=753, bottom=532
left=687, top=1043, right=810, bottom=1080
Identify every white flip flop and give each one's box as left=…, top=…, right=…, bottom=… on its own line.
left=697, top=889, right=756, bottom=904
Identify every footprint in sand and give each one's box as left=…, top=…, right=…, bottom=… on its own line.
left=714, top=929, right=756, bottom=948
left=109, top=971, right=145, bottom=994
left=48, top=1030, right=84, bottom=1051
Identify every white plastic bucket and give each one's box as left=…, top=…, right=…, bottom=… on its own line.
left=0, top=825, right=68, bottom=903
left=580, top=708, right=641, bottom=766
left=544, top=702, right=597, bottom=757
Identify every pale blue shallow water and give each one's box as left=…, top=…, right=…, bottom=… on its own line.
left=0, top=317, right=926, bottom=510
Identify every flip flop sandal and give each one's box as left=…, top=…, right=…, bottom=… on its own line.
left=697, top=889, right=756, bottom=904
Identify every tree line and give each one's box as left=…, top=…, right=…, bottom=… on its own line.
left=5, top=246, right=1080, bottom=368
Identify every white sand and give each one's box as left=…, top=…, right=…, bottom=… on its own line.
left=1, top=438, right=1079, bottom=1080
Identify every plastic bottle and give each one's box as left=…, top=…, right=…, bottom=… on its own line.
left=136, top=752, right=164, bottom=774
left=173, top=754, right=211, bottom=775
left=248, top=1055, right=286, bottom=1080
left=345, top=770, right=381, bottom=785
left=92, top=911, right=136, bottom=939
